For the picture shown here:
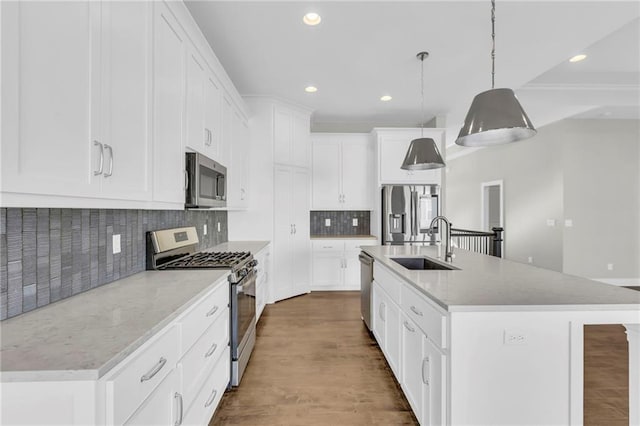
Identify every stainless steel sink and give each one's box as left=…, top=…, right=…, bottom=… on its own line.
left=390, top=257, right=459, bottom=271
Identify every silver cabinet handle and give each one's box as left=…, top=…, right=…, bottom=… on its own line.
left=206, top=305, right=219, bottom=317
left=342, top=194, right=346, bottom=203
left=93, top=141, right=104, bottom=176
left=204, top=388, right=218, bottom=408
left=293, top=224, right=297, bottom=234
left=290, top=224, right=293, bottom=234
left=104, top=144, right=114, bottom=177
left=174, top=392, right=183, bottom=426
left=422, top=356, right=430, bottom=385
left=140, top=357, right=167, bottom=382
left=240, top=188, right=245, bottom=200
left=204, top=342, right=218, bottom=358
left=403, top=320, right=415, bottom=332
left=410, top=305, right=423, bottom=316
left=184, top=170, right=189, bottom=191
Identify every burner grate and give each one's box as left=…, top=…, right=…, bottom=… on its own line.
left=158, top=251, right=251, bottom=270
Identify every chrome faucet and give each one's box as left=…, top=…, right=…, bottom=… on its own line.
left=428, top=216, right=453, bottom=262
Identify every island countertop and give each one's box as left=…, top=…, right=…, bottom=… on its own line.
left=361, top=245, right=640, bottom=312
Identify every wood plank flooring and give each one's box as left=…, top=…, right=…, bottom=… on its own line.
left=584, top=324, right=629, bottom=426
left=210, top=292, right=417, bottom=425
left=210, top=292, right=630, bottom=425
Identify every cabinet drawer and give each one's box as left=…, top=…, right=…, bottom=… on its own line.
left=180, top=279, right=229, bottom=354
left=344, top=239, right=377, bottom=252
left=312, top=240, right=344, bottom=253
left=106, top=325, right=179, bottom=425
left=401, top=284, right=447, bottom=348
left=183, top=347, right=230, bottom=425
left=373, top=263, right=401, bottom=304
left=181, top=308, right=229, bottom=409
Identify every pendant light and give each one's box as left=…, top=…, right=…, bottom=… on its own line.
left=455, top=0, right=536, bottom=147
left=401, top=51, right=445, bottom=170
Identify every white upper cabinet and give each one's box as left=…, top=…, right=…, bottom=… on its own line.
left=374, top=128, right=444, bottom=186
left=152, top=2, right=186, bottom=206
left=0, top=1, right=152, bottom=206
left=226, top=109, right=250, bottom=209
left=274, top=106, right=310, bottom=167
left=311, top=134, right=373, bottom=210
left=203, top=74, right=223, bottom=161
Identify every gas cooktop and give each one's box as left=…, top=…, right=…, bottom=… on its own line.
left=158, top=251, right=252, bottom=270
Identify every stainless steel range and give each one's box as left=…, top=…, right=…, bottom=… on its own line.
left=146, top=226, right=257, bottom=387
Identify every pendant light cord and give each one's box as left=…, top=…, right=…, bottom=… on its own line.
left=491, top=0, right=496, bottom=89
left=420, top=54, right=425, bottom=137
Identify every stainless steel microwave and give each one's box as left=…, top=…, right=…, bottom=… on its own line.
left=185, top=152, right=226, bottom=208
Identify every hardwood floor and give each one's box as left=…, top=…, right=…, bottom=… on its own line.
left=210, top=292, right=417, bottom=425
left=209, top=293, right=630, bottom=425
left=584, top=324, right=629, bottom=426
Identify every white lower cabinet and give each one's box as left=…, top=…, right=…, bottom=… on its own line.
left=182, top=347, right=230, bottom=425
left=254, top=245, right=271, bottom=320
left=372, top=264, right=448, bottom=425
left=311, top=239, right=377, bottom=290
left=124, top=368, right=180, bottom=426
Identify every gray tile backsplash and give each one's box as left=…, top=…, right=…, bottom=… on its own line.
left=310, top=211, right=371, bottom=236
left=0, top=208, right=228, bottom=320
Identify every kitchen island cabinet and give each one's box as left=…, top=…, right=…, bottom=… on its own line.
left=362, top=245, right=640, bottom=426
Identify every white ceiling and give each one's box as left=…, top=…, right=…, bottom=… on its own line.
left=185, top=1, right=640, bottom=138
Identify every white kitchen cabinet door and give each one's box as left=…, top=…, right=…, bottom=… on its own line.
left=124, top=369, right=179, bottom=426
left=341, top=140, right=372, bottom=209
left=401, top=314, right=425, bottom=421
left=377, top=129, right=443, bottom=186
left=203, top=74, right=222, bottom=161
left=274, top=108, right=292, bottom=165
left=273, top=166, right=294, bottom=302
left=311, top=140, right=342, bottom=209
left=227, top=110, right=249, bottom=209
left=343, top=251, right=362, bottom=290
left=1, top=1, right=98, bottom=197
left=292, top=111, right=310, bottom=167
left=422, top=335, right=446, bottom=426
left=99, top=1, right=151, bottom=201
left=385, top=293, right=402, bottom=378
left=291, top=168, right=311, bottom=296
left=220, top=96, right=233, bottom=168
left=312, top=254, right=344, bottom=289
left=185, top=49, right=206, bottom=155
left=152, top=2, right=186, bottom=205
left=372, top=282, right=386, bottom=345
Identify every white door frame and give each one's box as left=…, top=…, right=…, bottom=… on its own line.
left=480, top=180, right=504, bottom=231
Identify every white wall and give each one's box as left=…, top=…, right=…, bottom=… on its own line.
left=446, top=118, right=639, bottom=282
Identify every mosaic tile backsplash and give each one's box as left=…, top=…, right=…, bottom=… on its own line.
left=310, top=211, right=371, bottom=236
left=0, top=208, right=228, bottom=320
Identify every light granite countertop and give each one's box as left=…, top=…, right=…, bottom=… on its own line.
left=0, top=240, right=270, bottom=382
left=362, top=245, right=640, bottom=312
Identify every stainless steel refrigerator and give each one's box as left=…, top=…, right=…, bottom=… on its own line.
left=382, top=185, right=440, bottom=245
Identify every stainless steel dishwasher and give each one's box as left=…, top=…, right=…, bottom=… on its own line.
left=359, top=252, right=374, bottom=331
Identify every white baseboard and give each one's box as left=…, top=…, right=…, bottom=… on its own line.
left=310, top=286, right=360, bottom=292
left=591, top=278, right=640, bottom=287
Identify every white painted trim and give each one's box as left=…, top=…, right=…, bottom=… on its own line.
left=569, top=321, right=584, bottom=426
left=591, top=278, right=640, bottom=287
left=480, top=180, right=504, bottom=231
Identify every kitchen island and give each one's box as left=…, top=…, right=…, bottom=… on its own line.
left=362, top=245, right=640, bottom=426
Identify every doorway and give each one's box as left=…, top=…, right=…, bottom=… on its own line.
left=481, top=180, right=503, bottom=232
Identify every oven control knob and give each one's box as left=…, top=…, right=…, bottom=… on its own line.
left=250, top=260, right=258, bottom=268
left=239, top=269, right=248, bottom=278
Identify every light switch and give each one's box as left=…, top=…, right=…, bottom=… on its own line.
left=546, top=219, right=556, bottom=227
left=527, top=256, right=533, bottom=264
left=565, top=219, right=573, bottom=227
left=352, top=218, right=358, bottom=227
left=203, top=224, right=208, bottom=235
left=112, top=234, right=121, bottom=254
left=217, top=222, right=221, bottom=232
left=325, top=218, right=331, bottom=227
left=607, top=263, right=614, bottom=271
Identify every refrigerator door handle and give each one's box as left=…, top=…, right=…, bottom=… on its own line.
left=411, top=190, right=418, bottom=237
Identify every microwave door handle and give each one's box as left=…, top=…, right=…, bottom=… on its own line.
left=184, top=170, right=189, bottom=191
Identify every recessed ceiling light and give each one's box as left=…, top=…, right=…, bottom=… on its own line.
left=305, top=86, right=318, bottom=93
left=569, top=54, right=587, bottom=63
left=380, top=95, right=392, bottom=102
left=303, top=12, right=321, bottom=26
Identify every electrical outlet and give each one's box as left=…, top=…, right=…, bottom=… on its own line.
left=112, top=234, right=121, bottom=254
left=546, top=219, right=556, bottom=227
left=325, top=218, right=331, bottom=227
left=564, top=219, right=573, bottom=227
left=203, top=224, right=207, bottom=235
left=504, top=330, right=527, bottom=345
left=352, top=218, right=358, bottom=227
left=607, top=263, right=614, bottom=271
left=527, top=256, right=533, bottom=264
left=217, top=222, right=221, bottom=232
